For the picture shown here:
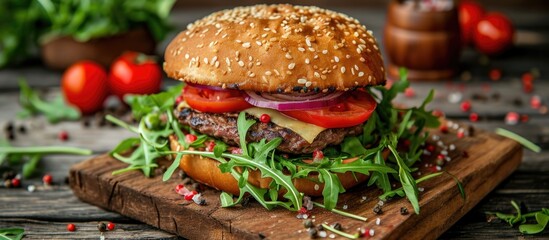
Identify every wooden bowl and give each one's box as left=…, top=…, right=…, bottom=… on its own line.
left=384, top=0, right=461, bottom=80
left=41, top=28, right=156, bottom=70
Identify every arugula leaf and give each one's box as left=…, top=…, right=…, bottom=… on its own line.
left=341, top=136, right=368, bottom=156
left=18, top=79, right=81, bottom=123
left=0, top=227, right=24, bottom=240
left=388, top=144, right=420, bottom=214
left=319, top=169, right=344, bottom=210
left=487, top=201, right=549, bottom=235
left=519, top=212, right=549, bottom=234
left=125, top=84, right=182, bottom=120
left=236, top=112, right=256, bottom=158
left=162, top=153, right=182, bottom=181
left=379, top=172, right=443, bottom=201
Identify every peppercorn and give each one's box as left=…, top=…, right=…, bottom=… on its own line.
left=400, top=207, right=409, bottom=215
left=3, top=171, right=15, bottom=180
left=308, top=228, right=318, bottom=239
left=18, top=125, right=26, bottom=134
left=303, top=219, right=314, bottom=228
left=97, top=222, right=107, bottom=232
left=67, top=223, right=76, bottom=232
left=332, top=223, right=342, bottom=231
left=373, top=205, right=383, bottom=214
left=106, top=222, right=115, bottom=231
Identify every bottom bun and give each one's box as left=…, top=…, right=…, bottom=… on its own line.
left=169, top=135, right=370, bottom=196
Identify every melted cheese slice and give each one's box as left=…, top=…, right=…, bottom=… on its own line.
left=244, top=107, right=325, bottom=143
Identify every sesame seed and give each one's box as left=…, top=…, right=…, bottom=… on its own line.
left=236, top=51, right=240, bottom=58
left=334, top=56, right=339, bottom=63
left=214, top=61, right=220, bottom=68
left=322, top=50, right=328, bottom=54
left=305, top=58, right=310, bottom=64
left=360, top=57, right=365, bottom=62
left=358, top=44, right=367, bottom=50
left=368, top=75, right=372, bottom=82
left=204, top=58, right=209, bottom=64
left=306, top=38, right=312, bottom=47
left=265, top=71, right=272, bottom=76
left=238, top=61, right=244, bottom=67
left=298, top=78, right=307, bottom=84
left=225, top=57, right=231, bottom=66
left=274, top=69, right=280, bottom=76
left=288, top=63, right=296, bottom=70
left=184, top=54, right=189, bottom=59
left=211, top=56, right=218, bottom=64
left=308, top=47, right=315, bottom=52
left=305, top=81, right=312, bottom=87
left=314, top=72, right=320, bottom=78
left=354, top=65, right=359, bottom=70
left=249, top=72, right=256, bottom=77
left=298, top=47, right=306, bottom=52
left=373, top=45, right=379, bottom=50
left=242, top=42, right=251, bottom=48
left=256, top=41, right=262, bottom=46
left=358, top=72, right=365, bottom=77
left=285, top=53, right=292, bottom=59
left=346, top=54, right=351, bottom=59
left=341, top=66, right=346, bottom=73
left=356, top=48, right=362, bottom=54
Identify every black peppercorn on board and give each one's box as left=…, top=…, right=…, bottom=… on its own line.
left=69, top=126, right=522, bottom=239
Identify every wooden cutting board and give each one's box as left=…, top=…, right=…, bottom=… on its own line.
left=69, top=127, right=522, bottom=239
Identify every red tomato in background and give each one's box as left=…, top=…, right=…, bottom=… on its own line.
left=458, top=0, right=485, bottom=45
left=182, top=84, right=252, bottom=113
left=62, top=61, right=109, bottom=114
left=473, top=12, right=514, bottom=55
left=108, top=51, right=162, bottom=100
left=282, top=91, right=377, bottom=129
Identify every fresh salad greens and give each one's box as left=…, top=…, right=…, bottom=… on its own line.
left=487, top=200, right=549, bottom=234
left=0, top=228, right=24, bottom=240
left=0, top=0, right=175, bottom=68
left=0, top=139, right=92, bottom=178
left=108, top=69, right=463, bottom=214
left=18, top=79, right=80, bottom=123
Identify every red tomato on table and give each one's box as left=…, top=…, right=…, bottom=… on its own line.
left=182, top=84, right=252, bottom=113
left=108, top=51, right=162, bottom=100
left=282, top=91, right=377, bottom=129
left=61, top=61, right=109, bottom=114
left=473, top=12, right=514, bottom=55
left=458, top=0, right=485, bottom=45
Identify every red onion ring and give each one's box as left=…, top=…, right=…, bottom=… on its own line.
left=244, top=91, right=346, bottom=111
left=186, top=82, right=227, bottom=91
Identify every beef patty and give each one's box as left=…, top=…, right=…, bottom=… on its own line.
left=176, top=107, right=363, bottom=154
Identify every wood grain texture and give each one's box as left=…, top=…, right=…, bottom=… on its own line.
left=68, top=127, right=522, bottom=239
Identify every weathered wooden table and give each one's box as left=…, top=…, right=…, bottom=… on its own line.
left=1, top=4, right=548, bottom=239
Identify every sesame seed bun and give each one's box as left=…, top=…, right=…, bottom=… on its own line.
left=164, top=4, right=385, bottom=93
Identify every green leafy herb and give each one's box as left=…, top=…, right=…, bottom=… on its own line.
left=495, top=128, right=541, bottom=153
left=0, top=140, right=91, bottom=178
left=0, top=0, right=176, bottom=68
left=321, top=223, right=359, bottom=239
left=486, top=200, right=549, bottom=234
left=125, top=84, right=182, bottom=120
left=313, top=202, right=367, bottom=222
left=0, top=227, right=24, bottom=240
left=18, top=79, right=80, bottom=123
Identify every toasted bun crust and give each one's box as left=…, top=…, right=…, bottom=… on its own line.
left=164, top=4, right=385, bottom=93
left=169, top=135, right=369, bottom=196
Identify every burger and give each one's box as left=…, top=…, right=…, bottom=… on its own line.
left=160, top=4, right=438, bottom=211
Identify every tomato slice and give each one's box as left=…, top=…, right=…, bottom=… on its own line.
left=281, top=91, right=377, bottom=128
left=182, top=84, right=252, bottom=113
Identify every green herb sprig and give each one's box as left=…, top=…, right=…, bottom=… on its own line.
left=486, top=200, right=549, bottom=234
left=0, top=140, right=92, bottom=178
left=18, top=79, right=80, bottom=123
left=0, top=227, right=24, bottom=240
left=495, top=128, right=541, bottom=153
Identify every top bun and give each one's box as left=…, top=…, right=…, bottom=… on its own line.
left=164, top=4, right=385, bottom=93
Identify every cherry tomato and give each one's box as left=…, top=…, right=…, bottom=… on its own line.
left=62, top=61, right=109, bottom=114
left=108, top=51, right=162, bottom=100
left=182, top=84, right=252, bottom=113
left=282, top=91, right=377, bottom=128
left=458, top=1, right=485, bottom=45
left=473, top=12, right=514, bottom=55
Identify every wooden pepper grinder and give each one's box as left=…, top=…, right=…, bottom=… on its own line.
left=384, top=0, right=461, bottom=80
